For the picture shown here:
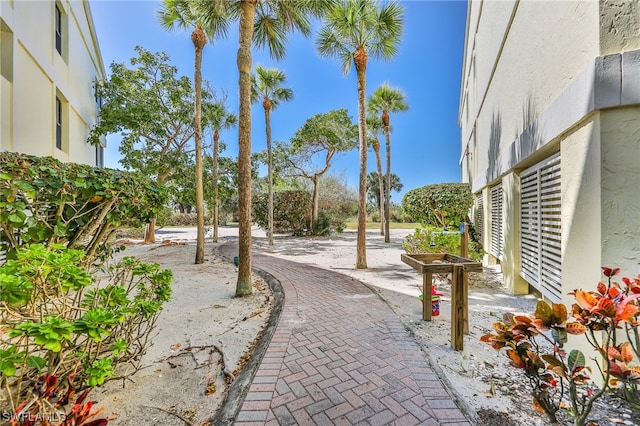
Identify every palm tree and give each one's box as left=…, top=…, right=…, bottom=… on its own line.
left=251, top=65, right=293, bottom=246
left=317, top=0, right=403, bottom=269
left=218, top=0, right=333, bottom=296
left=157, top=0, right=231, bottom=264
left=205, top=101, right=237, bottom=243
left=368, top=82, right=408, bottom=243
left=367, top=115, right=385, bottom=236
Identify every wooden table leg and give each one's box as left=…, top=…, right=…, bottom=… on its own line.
left=451, top=265, right=464, bottom=351
left=423, top=272, right=432, bottom=321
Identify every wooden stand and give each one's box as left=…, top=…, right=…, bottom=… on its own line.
left=401, top=252, right=482, bottom=351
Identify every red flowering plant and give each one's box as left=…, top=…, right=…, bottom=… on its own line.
left=481, top=266, right=640, bottom=426
left=570, top=267, right=640, bottom=409
left=7, top=374, right=107, bottom=426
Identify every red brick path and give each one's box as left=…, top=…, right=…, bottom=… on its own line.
left=219, top=243, right=471, bottom=425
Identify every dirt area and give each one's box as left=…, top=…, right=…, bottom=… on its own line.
left=90, top=226, right=639, bottom=425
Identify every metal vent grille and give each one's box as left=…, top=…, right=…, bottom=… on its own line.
left=490, top=183, right=503, bottom=259
left=520, top=153, right=562, bottom=302
left=475, top=194, right=483, bottom=242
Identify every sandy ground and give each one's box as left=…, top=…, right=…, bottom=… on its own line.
left=91, top=225, right=545, bottom=425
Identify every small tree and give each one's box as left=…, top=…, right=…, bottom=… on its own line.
left=89, top=47, right=209, bottom=244
left=275, top=109, right=358, bottom=227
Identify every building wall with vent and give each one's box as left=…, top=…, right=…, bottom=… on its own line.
left=460, top=0, right=640, bottom=301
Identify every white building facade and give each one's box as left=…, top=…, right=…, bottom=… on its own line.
left=459, top=0, right=640, bottom=305
left=0, top=0, right=106, bottom=166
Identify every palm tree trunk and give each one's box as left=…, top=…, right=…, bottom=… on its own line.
left=265, top=108, right=274, bottom=246
left=384, top=127, right=392, bottom=243
left=212, top=131, right=219, bottom=243
left=373, top=142, right=384, bottom=236
left=355, top=52, right=368, bottom=269
left=193, top=34, right=205, bottom=264
left=236, top=0, right=256, bottom=296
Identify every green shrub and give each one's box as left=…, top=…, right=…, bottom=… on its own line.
left=401, top=183, right=472, bottom=228
left=253, top=190, right=312, bottom=234
left=0, top=152, right=167, bottom=263
left=403, top=226, right=483, bottom=261
left=0, top=244, right=172, bottom=410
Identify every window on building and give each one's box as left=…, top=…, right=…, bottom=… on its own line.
left=490, top=182, right=503, bottom=260
left=1, top=19, right=13, bottom=82
left=520, top=153, right=561, bottom=302
left=55, top=4, right=62, bottom=55
left=55, top=97, right=62, bottom=149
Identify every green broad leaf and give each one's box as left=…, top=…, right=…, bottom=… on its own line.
left=0, top=173, right=11, bottom=180
left=542, top=354, right=563, bottom=367
left=53, top=222, right=68, bottom=237
left=534, top=300, right=554, bottom=323
left=26, top=356, right=47, bottom=371
left=568, top=350, right=586, bottom=373
left=7, top=211, right=26, bottom=226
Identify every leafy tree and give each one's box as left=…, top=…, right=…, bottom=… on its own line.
left=251, top=65, right=293, bottom=245
left=366, top=171, right=402, bottom=212
left=89, top=47, right=203, bottom=244
left=368, top=82, right=408, bottom=242
left=203, top=99, right=237, bottom=242
left=317, top=0, right=404, bottom=268
left=401, top=183, right=473, bottom=228
left=275, top=109, right=358, bottom=226
left=367, top=114, right=385, bottom=235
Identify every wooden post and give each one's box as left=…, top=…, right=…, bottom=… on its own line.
left=422, top=272, right=432, bottom=321
left=451, top=264, right=465, bottom=350
left=460, top=223, right=470, bottom=334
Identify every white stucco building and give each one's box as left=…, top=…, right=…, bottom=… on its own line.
left=459, top=0, right=640, bottom=305
left=0, top=0, right=106, bottom=166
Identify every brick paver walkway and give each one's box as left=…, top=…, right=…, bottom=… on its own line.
left=219, top=242, right=471, bottom=426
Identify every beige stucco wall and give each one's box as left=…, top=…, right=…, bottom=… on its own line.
left=0, top=0, right=105, bottom=166
left=600, top=106, right=640, bottom=271
left=461, top=1, right=600, bottom=182
left=559, top=116, right=602, bottom=306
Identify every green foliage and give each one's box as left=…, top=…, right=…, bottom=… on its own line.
left=480, top=267, right=640, bottom=425
left=0, top=152, right=167, bottom=262
left=253, top=190, right=312, bottom=234
left=312, top=210, right=332, bottom=236
left=402, top=183, right=473, bottom=228
left=0, top=245, right=172, bottom=410
left=403, top=226, right=483, bottom=262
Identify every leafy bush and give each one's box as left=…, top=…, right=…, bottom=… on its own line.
left=401, top=183, right=472, bottom=228
left=403, top=226, right=483, bottom=261
left=0, top=244, right=171, bottom=412
left=480, top=267, right=640, bottom=425
left=253, top=190, right=311, bottom=234
left=0, top=153, right=172, bottom=415
left=0, top=152, right=167, bottom=263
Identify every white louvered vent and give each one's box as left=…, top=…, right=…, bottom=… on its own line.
left=520, top=153, right=562, bottom=302
left=490, top=183, right=503, bottom=259
left=475, top=194, right=483, bottom=242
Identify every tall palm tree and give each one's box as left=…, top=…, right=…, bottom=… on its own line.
left=211, top=0, right=333, bottom=296
left=367, top=115, right=385, bottom=236
left=368, top=82, right=408, bottom=243
left=317, top=0, right=403, bottom=269
left=251, top=65, right=293, bottom=246
left=157, top=0, right=231, bottom=264
left=206, top=101, right=237, bottom=243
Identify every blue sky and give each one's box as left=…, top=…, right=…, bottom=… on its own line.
left=91, top=0, right=468, bottom=203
